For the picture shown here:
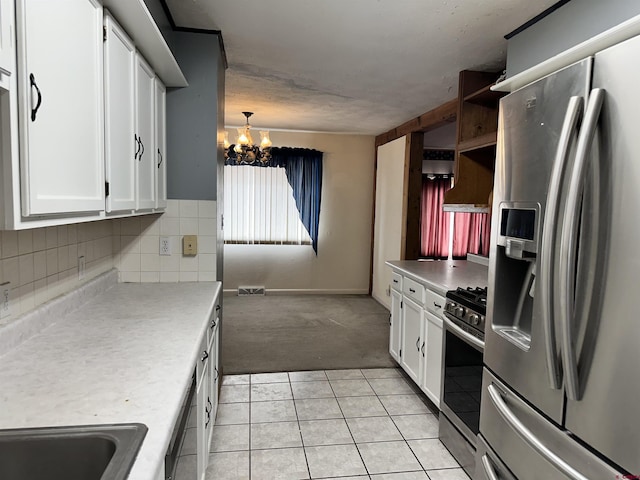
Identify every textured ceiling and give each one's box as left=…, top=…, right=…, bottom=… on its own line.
left=164, top=0, right=557, bottom=135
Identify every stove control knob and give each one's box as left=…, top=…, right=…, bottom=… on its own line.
left=469, top=314, right=480, bottom=325
left=455, top=306, right=466, bottom=317
left=445, top=302, right=455, bottom=312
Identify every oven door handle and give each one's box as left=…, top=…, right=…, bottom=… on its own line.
left=480, top=454, right=500, bottom=480
left=443, top=315, right=484, bottom=350
left=487, top=384, right=588, bottom=480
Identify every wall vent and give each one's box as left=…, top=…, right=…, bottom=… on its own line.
left=238, top=286, right=265, bottom=296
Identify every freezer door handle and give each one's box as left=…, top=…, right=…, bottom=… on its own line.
left=558, top=88, right=605, bottom=401
left=540, top=95, right=583, bottom=390
left=480, top=454, right=500, bottom=480
left=487, top=384, right=588, bottom=480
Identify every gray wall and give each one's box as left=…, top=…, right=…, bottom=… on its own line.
left=166, top=32, right=222, bottom=200
left=507, top=0, right=640, bottom=76
left=143, top=0, right=223, bottom=200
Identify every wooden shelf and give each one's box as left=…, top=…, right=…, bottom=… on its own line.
left=442, top=204, right=490, bottom=213
left=463, top=84, right=505, bottom=106
left=458, top=132, right=497, bottom=153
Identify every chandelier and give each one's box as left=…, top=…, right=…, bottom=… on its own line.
left=224, top=112, right=272, bottom=165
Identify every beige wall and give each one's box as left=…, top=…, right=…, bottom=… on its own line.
left=223, top=131, right=376, bottom=293
left=371, top=137, right=406, bottom=309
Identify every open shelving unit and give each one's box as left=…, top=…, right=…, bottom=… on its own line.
left=443, top=70, right=506, bottom=212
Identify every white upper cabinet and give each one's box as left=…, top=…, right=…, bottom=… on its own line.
left=135, top=54, right=155, bottom=210
left=155, top=78, right=167, bottom=209
left=104, top=12, right=135, bottom=212
left=0, top=0, right=13, bottom=79
left=17, top=0, right=105, bottom=216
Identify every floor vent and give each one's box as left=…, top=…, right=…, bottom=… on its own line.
left=238, top=286, right=266, bottom=296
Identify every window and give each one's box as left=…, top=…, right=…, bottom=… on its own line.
left=223, top=165, right=311, bottom=245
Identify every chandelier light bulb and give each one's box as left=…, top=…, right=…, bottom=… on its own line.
left=260, top=131, right=272, bottom=149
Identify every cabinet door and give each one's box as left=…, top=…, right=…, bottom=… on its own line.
left=135, top=53, right=155, bottom=210
left=17, top=0, right=105, bottom=215
left=423, top=310, right=444, bottom=408
left=154, top=78, right=166, bottom=209
left=208, top=326, right=219, bottom=446
left=400, top=296, right=424, bottom=383
left=196, top=361, right=209, bottom=480
left=104, top=13, right=135, bottom=212
left=0, top=0, right=13, bottom=78
left=389, top=288, right=402, bottom=362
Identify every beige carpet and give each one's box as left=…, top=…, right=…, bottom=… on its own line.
left=221, top=294, right=396, bottom=374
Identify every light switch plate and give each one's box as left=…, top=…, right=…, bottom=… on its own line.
left=183, top=235, right=197, bottom=256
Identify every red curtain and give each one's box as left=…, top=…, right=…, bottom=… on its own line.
left=420, top=176, right=452, bottom=259
left=453, top=212, right=491, bottom=258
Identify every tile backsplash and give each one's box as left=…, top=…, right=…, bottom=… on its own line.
left=0, top=220, right=114, bottom=323
left=113, top=200, right=217, bottom=283
left=0, top=199, right=218, bottom=325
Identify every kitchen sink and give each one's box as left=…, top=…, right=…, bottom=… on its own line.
left=0, top=423, right=147, bottom=480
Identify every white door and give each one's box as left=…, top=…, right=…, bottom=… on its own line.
left=154, top=78, right=167, bottom=209
left=17, top=0, right=105, bottom=215
left=389, top=288, right=402, bottom=362
left=135, top=53, right=155, bottom=210
left=0, top=0, right=13, bottom=78
left=104, top=13, right=135, bottom=212
left=423, top=310, right=443, bottom=408
left=400, top=296, right=423, bottom=383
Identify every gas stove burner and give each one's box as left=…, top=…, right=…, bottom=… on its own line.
left=444, top=286, right=488, bottom=338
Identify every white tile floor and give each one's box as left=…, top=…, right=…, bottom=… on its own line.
left=177, top=368, right=469, bottom=480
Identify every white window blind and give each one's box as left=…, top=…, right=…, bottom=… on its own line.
left=223, top=165, right=312, bottom=245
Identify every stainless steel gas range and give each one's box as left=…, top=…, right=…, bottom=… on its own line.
left=439, top=286, right=486, bottom=477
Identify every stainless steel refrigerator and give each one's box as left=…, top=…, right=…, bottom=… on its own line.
left=478, top=33, right=640, bottom=480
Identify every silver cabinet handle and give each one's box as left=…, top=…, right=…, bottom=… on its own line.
left=558, top=88, right=605, bottom=401
left=481, top=454, right=500, bottom=480
left=487, top=384, right=587, bottom=480
left=540, top=96, right=583, bottom=390
left=415, top=337, right=420, bottom=351
left=443, top=315, right=484, bottom=350
left=421, top=341, right=425, bottom=357
left=433, top=302, right=442, bottom=309
left=409, top=288, right=416, bottom=293
left=201, top=350, right=209, bottom=363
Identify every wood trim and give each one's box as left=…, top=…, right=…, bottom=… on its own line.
left=403, top=132, right=423, bottom=260
left=375, top=99, right=457, bottom=147
left=368, top=147, right=379, bottom=295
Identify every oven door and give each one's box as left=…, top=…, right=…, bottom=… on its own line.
left=441, top=313, right=484, bottom=448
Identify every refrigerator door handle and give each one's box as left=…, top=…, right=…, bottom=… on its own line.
left=480, top=454, right=500, bottom=480
left=558, top=88, right=605, bottom=401
left=540, top=95, right=583, bottom=390
left=487, top=384, right=588, bottom=480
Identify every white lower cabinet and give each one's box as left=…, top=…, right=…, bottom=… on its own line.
left=400, top=296, right=423, bottom=383
left=389, top=288, right=402, bottom=362
left=390, top=272, right=445, bottom=408
left=422, top=310, right=443, bottom=407
left=196, top=301, right=221, bottom=480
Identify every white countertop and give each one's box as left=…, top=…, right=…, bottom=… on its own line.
left=0, top=278, right=221, bottom=480
left=385, top=260, right=488, bottom=296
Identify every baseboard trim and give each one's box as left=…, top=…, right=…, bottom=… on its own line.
left=223, top=288, right=370, bottom=295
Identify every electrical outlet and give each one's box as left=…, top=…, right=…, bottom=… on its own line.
left=0, top=283, right=10, bottom=319
left=78, top=255, right=86, bottom=279
left=160, top=236, right=171, bottom=256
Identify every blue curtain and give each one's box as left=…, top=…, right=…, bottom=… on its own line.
left=225, top=147, right=323, bottom=254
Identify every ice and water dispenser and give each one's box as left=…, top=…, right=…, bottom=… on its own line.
left=491, top=203, right=540, bottom=350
